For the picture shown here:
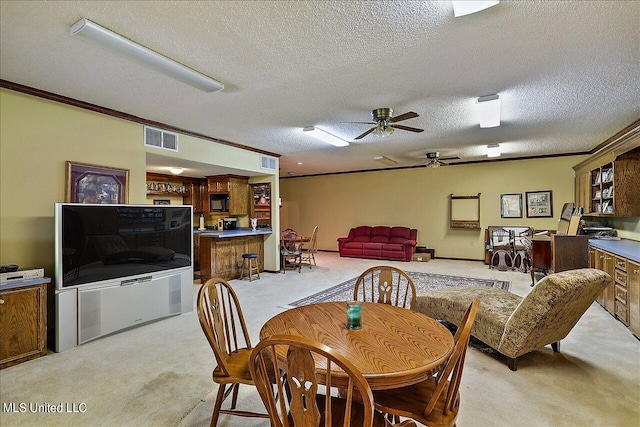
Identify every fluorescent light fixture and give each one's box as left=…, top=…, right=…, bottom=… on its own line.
left=169, top=167, right=184, bottom=175
left=302, top=126, right=349, bottom=147
left=70, top=18, right=224, bottom=92
left=452, top=1, right=499, bottom=17
left=373, top=155, right=397, bottom=166
left=477, top=94, right=501, bottom=128
left=487, top=144, right=501, bottom=158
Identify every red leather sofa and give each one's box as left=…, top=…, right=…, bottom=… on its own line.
left=337, top=226, right=418, bottom=262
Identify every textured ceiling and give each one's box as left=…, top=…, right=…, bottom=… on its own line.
left=1, top=1, right=639, bottom=177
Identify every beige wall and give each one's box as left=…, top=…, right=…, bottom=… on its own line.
left=0, top=89, right=279, bottom=277
left=279, top=155, right=608, bottom=261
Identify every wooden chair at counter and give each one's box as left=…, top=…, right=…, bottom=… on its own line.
left=353, top=266, right=416, bottom=310
left=300, top=225, right=318, bottom=269
left=197, top=278, right=270, bottom=426
left=250, top=334, right=417, bottom=427
left=372, top=299, right=480, bottom=427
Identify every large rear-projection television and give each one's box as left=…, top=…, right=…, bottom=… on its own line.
left=54, top=203, right=193, bottom=352
left=55, top=203, right=192, bottom=289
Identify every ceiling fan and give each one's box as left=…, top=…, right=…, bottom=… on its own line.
left=424, top=152, right=460, bottom=168
left=345, top=108, right=424, bottom=140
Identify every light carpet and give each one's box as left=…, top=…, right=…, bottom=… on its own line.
left=289, top=271, right=510, bottom=306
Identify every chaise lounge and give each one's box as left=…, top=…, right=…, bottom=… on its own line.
left=414, top=268, right=611, bottom=371
left=337, top=226, right=418, bottom=262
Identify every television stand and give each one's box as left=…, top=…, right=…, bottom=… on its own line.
left=55, top=268, right=192, bottom=352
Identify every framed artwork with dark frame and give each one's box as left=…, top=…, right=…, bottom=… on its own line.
left=65, top=161, right=129, bottom=204
left=526, top=190, right=553, bottom=218
left=500, top=193, right=523, bottom=218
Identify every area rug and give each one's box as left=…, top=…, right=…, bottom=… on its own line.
left=289, top=271, right=510, bottom=306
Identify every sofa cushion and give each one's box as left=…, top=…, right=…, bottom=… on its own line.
left=351, top=226, right=372, bottom=242
left=389, top=226, right=411, bottom=243
left=370, top=226, right=391, bottom=243
left=344, top=242, right=364, bottom=249
left=381, top=243, right=403, bottom=252
left=362, top=242, right=384, bottom=250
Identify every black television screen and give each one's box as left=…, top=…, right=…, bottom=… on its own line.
left=55, top=203, right=192, bottom=289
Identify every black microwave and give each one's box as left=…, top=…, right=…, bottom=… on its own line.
left=210, top=194, right=229, bottom=212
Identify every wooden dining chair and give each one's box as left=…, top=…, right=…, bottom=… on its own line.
left=301, top=225, right=318, bottom=269
left=281, top=229, right=302, bottom=273
left=353, top=266, right=416, bottom=310
left=250, top=334, right=414, bottom=427
left=371, top=298, right=480, bottom=427
left=197, top=278, right=270, bottom=426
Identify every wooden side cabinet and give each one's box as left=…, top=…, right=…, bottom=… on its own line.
left=0, top=282, right=47, bottom=369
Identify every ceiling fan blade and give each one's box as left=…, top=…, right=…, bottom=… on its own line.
left=439, top=156, right=461, bottom=161
left=354, top=127, right=376, bottom=140
left=342, top=121, right=376, bottom=125
left=391, top=124, right=424, bottom=133
left=390, top=112, right=419, bottom=123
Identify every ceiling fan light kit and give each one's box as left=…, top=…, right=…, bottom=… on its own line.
left=349, top=108, right=424, bottom=140
left=477, top=94, right=501, bottom=128
left=487, top=144, right=501, bottom=158
left=452, top=0, right=500, bottom=17
left=70, top=18, right=224, bottom=93
left=302, top=126, right=349, bottom=147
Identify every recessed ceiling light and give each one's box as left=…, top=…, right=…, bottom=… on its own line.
left=297, top=162, right=303, bottom=165
left=169, top=167, right=184, bottom=175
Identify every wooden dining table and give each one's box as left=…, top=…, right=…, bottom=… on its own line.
left=259, top=301, right=454, bottom=390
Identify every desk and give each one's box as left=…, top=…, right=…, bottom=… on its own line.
left=260, top=302, right=454, bottom=390
left=530, top=234, right=589, bottom=285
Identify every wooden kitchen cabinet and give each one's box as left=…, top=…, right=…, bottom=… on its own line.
left=573, top=134, right=639, bottom=216
left=205, top=175, right=249, bottom=215
left=628, top=260, right=640, bottom=337
left=184, top=178, right=204, bottom=214
left=593, top=248, right=615, bottom=313
left=0, top=282, right=47, bottom=369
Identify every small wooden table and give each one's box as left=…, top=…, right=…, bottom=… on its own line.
left=260, top=302, right=454, bottom=390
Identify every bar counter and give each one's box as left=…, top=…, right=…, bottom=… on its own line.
left=198, top=228, right=272, bottom=281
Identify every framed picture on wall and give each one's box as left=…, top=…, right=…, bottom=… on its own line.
left=65, top=161, right=129, bottom=204
left=525, top=190, right=553, bottom=218
left=500, top=193, right=522, bottom=218
left=153, top=199, right=171, bottom=205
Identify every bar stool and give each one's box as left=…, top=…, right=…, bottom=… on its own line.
left=240, top=253, right=260, bottom=281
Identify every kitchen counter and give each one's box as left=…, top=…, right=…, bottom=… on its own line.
left=195, top=227, right=272, bottom=238
left=589, top=238, right=640, bottom=263
left=198, top=229, right=270, bottom=281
